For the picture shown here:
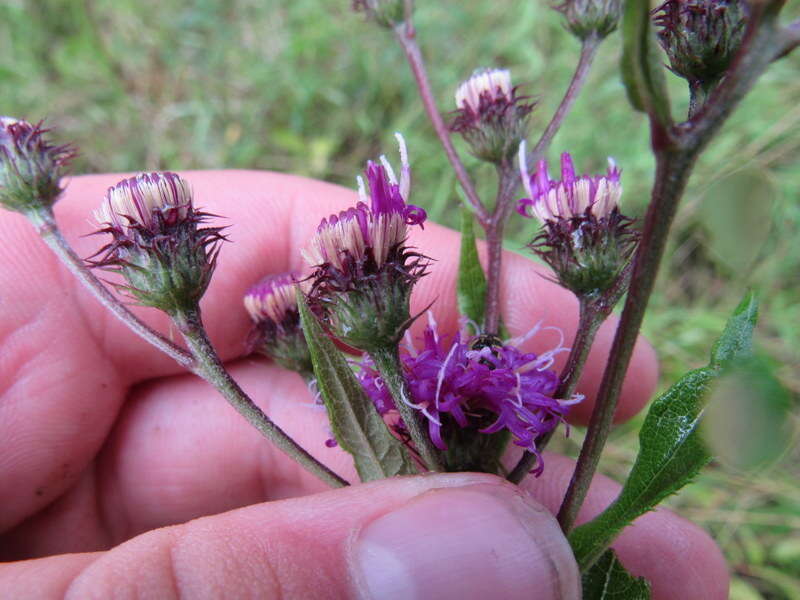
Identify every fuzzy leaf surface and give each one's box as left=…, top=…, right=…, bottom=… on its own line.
left=582, top=550, right=651, bottom=600
left=297, top=292, right=415, bottom=481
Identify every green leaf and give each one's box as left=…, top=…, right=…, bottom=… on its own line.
left=709, top=290, right=758, bottom=368
left=620, top=0, right=672, bottom=126
left=297, top=292, right=416, bottom=482
left=457, top=206, right=487, bottom=332
left=582, top=550, right=651, bottom=600
left=569, top=292, right=759, bottom=570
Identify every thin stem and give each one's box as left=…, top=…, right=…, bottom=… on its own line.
left=483, top=165, right=519, bottom=335
left=393, top=24, right=489, bottom=225
left=532, top=36, right=600, bottom=159
left=555, top=4, right=793, bottom=533
left=29, top=208, right=195, bottom=369
left=557, top=148, right=696, bottom=533
left=370, top=345, right=444, bottom=472
left=175, top=308, right=349, bottom=488
left=507, top=298, right=605, bottom=484
left=688, top=80, right=711, bottom=120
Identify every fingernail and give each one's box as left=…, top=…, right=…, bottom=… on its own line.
left=352, top=483, right=580, bottom=600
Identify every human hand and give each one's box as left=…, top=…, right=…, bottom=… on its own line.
left=0, top=171, right=728, bottom=599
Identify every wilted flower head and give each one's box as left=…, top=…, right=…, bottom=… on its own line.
left=518, top=144, right=638, bottom=298
left=245, top=273, right=314, bottom=377
left=0, top=117, right=75, bottom=213
left=92, top=172, right=225, bottom=314
left=518, top=146, right=621, bottom=223
left=358, top=315, right=579, bottom=475
left=352, top=0, right=406, bottom=28
left=304, top=134, right=428, bottom=351
left=451, top=69, right=534, bottom=164
left=557, top=0, right=622, bottom=41
left=654, top=0, right=748, bottom=88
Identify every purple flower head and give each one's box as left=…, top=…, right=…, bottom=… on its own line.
left=95, top=172, right=192, bottom=235
left=91, top=172, right=225, bottom=313
left=450, top=70, right=534, bottom=164
left=244, top=273, right=314, bottom=376
left=518, top=144, right=622, bottom=223
left=653, top=0, right=748, bottom=87
left=302, top=135, right=429, bottom=351
left=304, top=133, right=426, bottom=271
left=0, top=117, right=75, bottom=212
left=358, top=315, right=581, bottom=475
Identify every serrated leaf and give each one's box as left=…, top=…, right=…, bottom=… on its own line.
left=297, top=292, right=416, bottom=482
left=620, top=0, right=672, bottom=126
left=582, top=550, right=651, bottom=600
left=457, top=206, right=487, bottom=332
left=710, top=290, right=758, bottom=368
left=570, top=292, right=759, bottom=570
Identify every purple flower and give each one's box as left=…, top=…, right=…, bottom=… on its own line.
left=653, top=0, right=747, bottom=87
left=358, top=316, right=580, bottom=475
left=0, top=117, right=75, bottom=212
left=450, top=69, right=534, bottom=164
left=518, top=145, right=622, bottom=223
left=303, top=134, right=429, bottom=351
left=303, top=133, right=425, bottom=271
left=92, top=172, right=225, bottom=313
left=244, top=273, right=314, bottom=376
left=517, top=146, right=638, bottom=298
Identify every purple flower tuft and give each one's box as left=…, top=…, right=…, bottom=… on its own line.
left=358, top=315, right=580, bottom=475
left=518, top=145, right=622, bottom=223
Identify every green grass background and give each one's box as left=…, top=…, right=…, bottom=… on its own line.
left=2, top=0, right=798, bottom=596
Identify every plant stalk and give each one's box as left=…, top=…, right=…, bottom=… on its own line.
left=482, top=165, right=519, bottom=336
left=393, top=23, right=489, bottom=224
left=555, top=0, right=794, bottom=534
left=532, top=35, right=601, bottom=159
left=507, top=297, right=605, bottom=483
left=29, top=208, right=195, bottom=369
left=370, top=345, right=444, bottom=472
left=174, top=308, right=349, bottom=488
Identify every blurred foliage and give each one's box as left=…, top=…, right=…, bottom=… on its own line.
left=1, top=0, right=798, bottom=596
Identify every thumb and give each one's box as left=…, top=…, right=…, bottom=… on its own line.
left=2, top=473, right=580, bottom=599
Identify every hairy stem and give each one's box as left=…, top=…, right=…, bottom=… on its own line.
left=532, top=35, right=601, bottom=158
left=370, top=345, right=444, bottom=472
left=555, top=3, right=793, bottom=533
left=29, top=208, right=195, bottom=369
left=483, top=165, right=519, bottom=335
left=175, top=308, right=349, bottom=488
left=393, top=24, right=489, bottom=224
left=557, top=148, right=696, bottom=532
left=507, top=298, right=605, bottom=484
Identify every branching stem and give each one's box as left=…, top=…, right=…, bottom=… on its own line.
left=175, top=308, right=350, bottom=488
left=30, top=208, right=195, bottom=369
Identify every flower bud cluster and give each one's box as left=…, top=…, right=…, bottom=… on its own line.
left=557, top=0, right=622, bottom=41
left=451, top=69, right=534, bottom=165
left=303, top=134, right=428, bottom=352
left=244, top=273, right=314, bottom=377
left=0, top=117, right=74, bottom=214
left=92, top=172, right=225, bottom=314
left=518, top=146, right=638, bottom=298
left=654, top=0, right=748, bottom=89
